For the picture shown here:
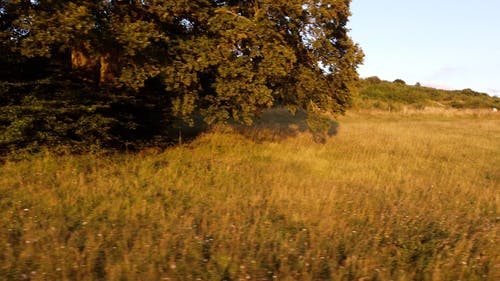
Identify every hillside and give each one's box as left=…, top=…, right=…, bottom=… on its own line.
left=353, top=77, right=500, bottom=111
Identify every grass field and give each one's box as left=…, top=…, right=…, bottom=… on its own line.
left=1, top=109, right=499, bottom=280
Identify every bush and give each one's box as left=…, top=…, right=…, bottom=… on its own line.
left=364, top=76, right=382, bottom=85
left=0, top=77, right=179, bottom=156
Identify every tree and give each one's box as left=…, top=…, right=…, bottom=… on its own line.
left=393, top=79, right=406, bottom=85
left=364, top=76, right=382, bottom=85
left=1, top=0, right=363, bottom=152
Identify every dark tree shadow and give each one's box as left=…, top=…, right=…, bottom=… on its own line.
left=163, top=107, right=339, bottom=146
left=231, top=108, right=339, bottom=143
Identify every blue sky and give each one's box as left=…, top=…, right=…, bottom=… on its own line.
left=348, top=0, right=500, bottom=96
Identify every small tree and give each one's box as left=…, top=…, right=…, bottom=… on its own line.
left=365, top=76, right=382, bottom=84
left=393, top=79, right=406, bottom=85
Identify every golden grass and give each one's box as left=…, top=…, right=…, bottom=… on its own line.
left=1, top=109, right=499, bottom=280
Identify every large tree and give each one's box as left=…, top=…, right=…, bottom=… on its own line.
left=1, top=0, right=363, bottom=151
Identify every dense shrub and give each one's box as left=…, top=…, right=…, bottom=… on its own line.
left=0, top=77, right=177, bottom=155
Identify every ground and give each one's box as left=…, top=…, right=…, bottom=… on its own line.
left=1, top=108, right=499, bottom=280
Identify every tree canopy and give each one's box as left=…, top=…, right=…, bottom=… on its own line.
left=0, top=0, right=363, bottom=152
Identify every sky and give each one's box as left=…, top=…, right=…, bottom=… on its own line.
left=348, top=0, right=500, bottom=96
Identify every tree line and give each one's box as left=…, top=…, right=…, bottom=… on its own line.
left=0, top=0, right=363, bottom=154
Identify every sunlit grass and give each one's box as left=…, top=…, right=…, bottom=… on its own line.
left=1, top=109, right=499, bottom=280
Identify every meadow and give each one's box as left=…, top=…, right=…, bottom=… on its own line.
left=1, top=108, right=499, bottom=280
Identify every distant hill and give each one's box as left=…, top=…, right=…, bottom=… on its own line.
left=352, top=77, right=500, bottom=110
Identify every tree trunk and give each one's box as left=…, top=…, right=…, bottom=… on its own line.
left=71, top=48, right=99, bottom=83
left=72, top=48, right=116, bottom=85
left=99, top=52, right=115, bottom=86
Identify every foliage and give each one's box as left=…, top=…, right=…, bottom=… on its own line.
left=0, top=75, right=178, bottom=155
left=1, top=112, right=498, bottom=280
left=354, top=78, right=500, bottom=110
left=0, top=0, right=363, bottom=153
left=393, top=78, right=406, bottom=85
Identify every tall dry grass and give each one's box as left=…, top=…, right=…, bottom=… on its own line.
left=0, top=109, right=499, bottom=280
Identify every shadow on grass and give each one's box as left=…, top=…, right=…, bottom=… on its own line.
left=166, top=108, right=339, bottom=146
left=0, top=108, right=339, bottom=162
left=227, top=108, right=339, bottom=143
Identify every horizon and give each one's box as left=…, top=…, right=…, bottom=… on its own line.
left=348, top=0, right=500, bottom=97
